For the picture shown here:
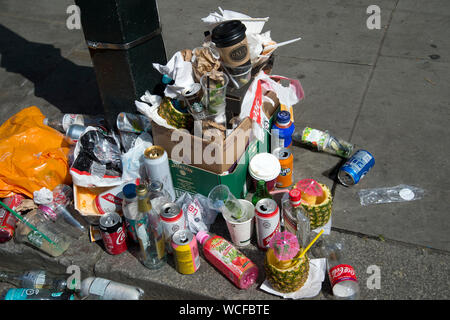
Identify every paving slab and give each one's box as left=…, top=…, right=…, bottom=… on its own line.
left=332, top=56, right=450, bottom=252
left=381, top=8, right=450, bottom=63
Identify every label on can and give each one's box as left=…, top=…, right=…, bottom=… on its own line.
left=0, top=194, right=24, bottom=242
left=329, top=264, right=358, bottom=286
left=255, top=200, right=280, bottom=249
left=339, top=150, right=375, bottom=186
left=172, top=231, right=200, bottom=275
left=62, top=114, right=83, bottom=132
left=100, top=213, right=127, bottom=255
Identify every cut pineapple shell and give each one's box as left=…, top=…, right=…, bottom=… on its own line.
left=264, top=248, right=310, bottom=293
left=300, top=183, right=333, bottom=230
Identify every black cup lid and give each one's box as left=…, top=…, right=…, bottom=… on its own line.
left=211, top=20, right=247, bottom=48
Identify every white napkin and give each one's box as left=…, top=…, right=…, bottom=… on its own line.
left=152, top=51, right=195, bottom=99
left=202, top=7, right=269, bottom=35
left=33, top=187, right=53, bottom=205
left=260, top=258, right=326, bottom=299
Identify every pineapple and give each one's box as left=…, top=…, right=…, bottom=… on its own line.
left=300, top=183, right=332, bottom=230
left=264, top=248, right=310, bottom=293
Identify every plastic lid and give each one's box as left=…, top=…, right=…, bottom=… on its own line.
left=248, top=153, right=281, bottom=181
left=276, top=111, right=291, bottom=125
left=123, top=183, right=137, bottom=199
left=211, top=20, right=247, bottom=48
left=196, top=230, right=210, bottom=245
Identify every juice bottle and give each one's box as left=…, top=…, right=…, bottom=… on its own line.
left=271, top=111, right=295, bottom=149
left=196, top=231, right=258, bottom=289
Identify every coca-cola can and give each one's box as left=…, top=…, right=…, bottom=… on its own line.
left=160, top=203, right=186, bottom=253
left=0, top=194, right=25, bottom=243
left=99, top=212, right=127, bottom=255
left=255, top=198, right=280, bottom=250
left=95, top=179, right=140, bottom=214
left=328, top=264, right=359, bottom=299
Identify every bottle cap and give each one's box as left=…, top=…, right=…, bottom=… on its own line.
left=162, top=74, right=174, bottom=85
left=289, top=189, right=302, bottom=206
left=276, top=111, right=291, bottom=125
left=196, top=230, right=210, bottom=245
left=123, top=183, right=137, bottom=199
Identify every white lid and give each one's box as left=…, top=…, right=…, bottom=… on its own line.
left=248, top=153, right=281, bottom=181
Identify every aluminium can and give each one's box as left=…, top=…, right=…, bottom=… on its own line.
left=65, top=124, right=87, bottom=145
left=338, top=149, right=375, bottom=186
left=171, top=230, right=201, bottom=275
left=272, top=147, right=294, bottom=188
left=160, top=202, right=186, bottom=253
left=0, top=194, right=25, bottom=243
left=255, top=198, right=280, bottom=250
left=143, top=145, right=175, bottom=201
left=99, top=212, right=127, bottom=255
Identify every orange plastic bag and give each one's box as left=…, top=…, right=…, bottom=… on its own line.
left=0, top=106, right=72, bottom=198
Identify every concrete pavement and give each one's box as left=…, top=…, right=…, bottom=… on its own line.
left=0, top=0, right=449, bottom=300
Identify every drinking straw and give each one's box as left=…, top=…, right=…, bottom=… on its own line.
left=0, top=199, right=57, bottom=246
left=298, top=229, right=324, bottom=259
left=206, top=75, right=210, bottom=110
left=223, top=66, right=240, bottom=89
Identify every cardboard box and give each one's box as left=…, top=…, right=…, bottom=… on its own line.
left=164, top=91, right=281, bottom=199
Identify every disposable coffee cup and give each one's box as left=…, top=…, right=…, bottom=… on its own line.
left=248, top=153, right=281, bottom=191
left=212, top=20, right=251, bottom=68
left=222, top=199, right=255, bottom=247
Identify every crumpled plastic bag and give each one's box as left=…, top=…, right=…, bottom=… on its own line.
left=0, top=106, right=72, bottom=198
left=70, top=126, right=123, bottom=187
left=176, top=193, right=218, bottom=234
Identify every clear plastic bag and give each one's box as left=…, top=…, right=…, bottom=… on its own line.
left=176, top=193, right=218, bottom=234
left=358, top=185, right=425, bottom=206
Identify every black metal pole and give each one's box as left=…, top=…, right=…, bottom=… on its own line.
left=74, top=0, right=167, bottom=128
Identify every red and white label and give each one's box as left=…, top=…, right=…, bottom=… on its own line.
left=255, top=208, right=280, bottom=250
left=329, top=264, right=358, bottom=286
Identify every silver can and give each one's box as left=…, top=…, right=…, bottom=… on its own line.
left=160, top=202, right=186, bottom=253
left=143, top=146, right=175, bottom=201
left=255, top=198, right=280, bottom=250
left=79, top=277, right=144, bottom=300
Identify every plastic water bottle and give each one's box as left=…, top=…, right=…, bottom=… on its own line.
left=0, top=270, right=68, bottom=291
left=79, top=277, right=144, bottom=300
left=1, top=288, right=75, bottom=300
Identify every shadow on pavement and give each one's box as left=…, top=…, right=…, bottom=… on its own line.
left=0, top=24, right=102, bottom=115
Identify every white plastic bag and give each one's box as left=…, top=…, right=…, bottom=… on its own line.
left=120, top=132, right=153, bottom=181
left=240, top=71, right=304, bottom=141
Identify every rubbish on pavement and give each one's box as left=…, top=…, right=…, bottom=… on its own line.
left=79, top=277, right=145, bottom=300
left=255, top=198, right=280, bottom=250
left=272, top=147, right=294, bottom=188
left=358, top=185, right=425, bottom=206
left=271, top=110, right=295, bottom=149
left=1, top=288, right=75, bottom=300
left=0, top=270, right=69, bottom=291
left=248, top=152, right=281, bottom=192
left=143, top=145, right=176, bottom=201
left=294, top=127, right=354, bottom=158
left=172, top=229, right=201, bottom=275
left=98, top=212, right=128, bottom=256
left=338, top=149, right=375, bottom=186
left=160, top=202, right=186, bottom=254
left=222, top=199, right=254, bottom=248
left=252, top=180, right=272, bottom=206
left=196, top=230, right=259, bottom=289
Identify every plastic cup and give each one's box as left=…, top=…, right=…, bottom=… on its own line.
left=200, top=72, right=229, bottom=117
left=248, top=153, right=281, bottom=191
left=223, top=199, right=255, bottom=247
left=207, top=185, right=244, bottom=221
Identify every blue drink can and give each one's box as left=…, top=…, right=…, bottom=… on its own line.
left=338, top=149, right=375, bottom=186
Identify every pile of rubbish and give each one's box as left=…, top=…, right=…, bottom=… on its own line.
left=0, top=8, right=423, bottom=301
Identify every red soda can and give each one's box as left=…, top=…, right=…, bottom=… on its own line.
left=255, top=198, right=280, bottom=250
left=99, top=212, right=127, bottom=255
left=0, top=194, right=25, bottom=243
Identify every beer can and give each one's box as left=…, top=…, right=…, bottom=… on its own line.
left=338, top=149, right=375, bottom=186
left=95, top=178, right=140, bottom=214
left=0, top=194, right=24, bottom=243
left=171, top=230, right=201, bottom=275
left=272, top=147, right=294, bottom=188
left=99, top=212, right=127, bottom=255
left=144, top=146, right=175, bottom=201
left=255, top=198, right=280, bottom=250
left=160, top=203, right=186, bottom=254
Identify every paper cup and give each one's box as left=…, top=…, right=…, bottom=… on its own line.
left=222, top=199, right=255, bottom=248
left=248, top=153, right=281, bottom=191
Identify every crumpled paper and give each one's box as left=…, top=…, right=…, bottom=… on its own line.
left=247, top=31, right=275, bottom=63
left=192, top=46, right=222, bottom=82
left=33, top=187, right=54, bottom=205
left=153, top=51, right=196, bottom=99
left=260, top=258, right=326, bottom=299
